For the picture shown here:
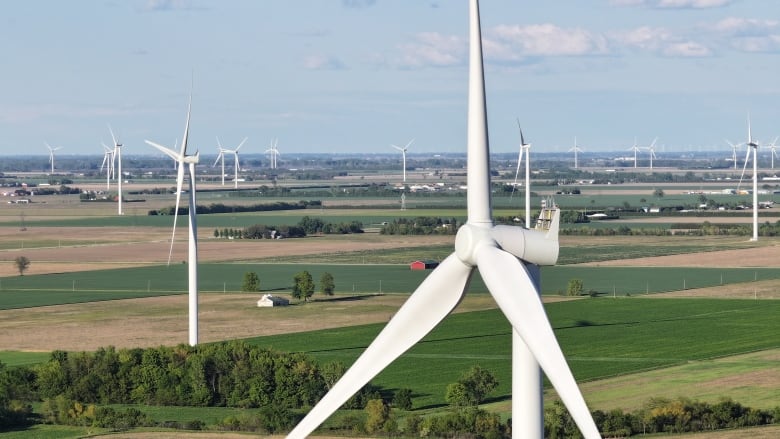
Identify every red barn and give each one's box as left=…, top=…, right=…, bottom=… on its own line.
left=410, top=260, right=439, bottom=270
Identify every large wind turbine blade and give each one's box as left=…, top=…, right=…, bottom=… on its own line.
left=404, top=138, right=415, bottom=150
left=213, top=150, right=222, bottom=167
left=466, top=0, right=491, bottom=226
left=180, top=94, right=192, bottom=156
left=145, top=141, right=180, bottom=161
left=167, top=161, right=186, bottom=266
left=235, top=137, right=247, bottom=152
left=287, top=254, right=474, bottom=439
left=475, top=245, right=600, bottom=439
left=738, top=145, right=751, bottom=190
left=108, top=125, right=119, bottom=147
left=391, top=144, right=404, bottom=152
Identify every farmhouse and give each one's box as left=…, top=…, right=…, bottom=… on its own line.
left=410, top=260, right=439, bottom=270
left=256, top=294, right=289, bottom=307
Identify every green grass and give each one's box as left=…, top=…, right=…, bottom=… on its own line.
left=0, top=351, right=50, bottom=367
left=242, top=298, right=780, bottom=410
left=0, top=425, right=105, bottom=439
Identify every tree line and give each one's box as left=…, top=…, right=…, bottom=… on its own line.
left=379, top=216, right=459, bottom=235
left=147, top=200, right=319, bottom=216
left=213, top=216, right=364, bottom=240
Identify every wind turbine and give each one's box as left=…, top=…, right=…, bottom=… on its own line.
left=644, top=137, right=658, bottom=170
left=569, top=137, right=584, bottom=169
left=265, top=138, right=280, bottom=170
left=100, top=143, right=114, bottom=191
left=285, top=1, right=601, bottom=438
left=215, top=137, right=247, bottom=188
left=145, top=93, right=201, bottom=346
left=628, top=139, right=641, bottom=169
left=769, top=137, right=779, bottom=169
left=391, top=139, right=414, bottom=183
left=725, top=139, right=741, bottom=170
left=738, top=117, right=759, bottom=242
left=213, top=142, right=227, bottom=186
left=109, top=126, right=123, bottom=215
left=511, top=121, right=532, bottom=227
left=45, top=142, right=62, bottom=174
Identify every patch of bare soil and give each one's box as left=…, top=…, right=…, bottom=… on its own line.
left=0, top=231, right=454, bottom=277
left=579, top=244, right=780, bottom=268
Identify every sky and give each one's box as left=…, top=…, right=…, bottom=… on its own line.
left=1, top=0, right=779, bottom=158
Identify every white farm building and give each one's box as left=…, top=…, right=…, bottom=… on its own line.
left=257, top=294, right=290, bottom=307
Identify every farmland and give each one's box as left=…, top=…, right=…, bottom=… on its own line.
left=1, top=170, right=779, bottom=438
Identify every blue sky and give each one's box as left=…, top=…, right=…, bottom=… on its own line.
left=1, top=0, right=779, bottom=157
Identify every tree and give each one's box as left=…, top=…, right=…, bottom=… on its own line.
left=364, top=398, right=390, bottom=434
left=392, top=388, right=413, bottom=410
left=653, top=188, right=665, bottom=197
left=566, top=278, right=584, bottom=296
left=292, top=271, right=314, bottom=301
left=445, top=365, right=498, bottom=407
left=241, top=272, right=260, bottom=292
left=14, top=256, right=30, bottom=276
left=320, top=272, right=335, bottom=296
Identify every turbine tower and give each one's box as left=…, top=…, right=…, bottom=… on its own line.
left=285, top=1, right=600, bottom=438
left=725, top=139, right=741, bottom=170
left=265, top=138, right=280, bottom=170
left=214, top=141, right=227, bottom=186
left=738, top=117, right=759, bottom=242
left=145, top=93, right=201, bottom=346
left=644, top=137, right=658, bottom=170
left=769, top=137, right=779, bottom=170
left=100, top=143, right=114, bottom=191
left=628, top=139, right=641, bottom=169
left=109, top=126, right=123, bottom=215
left=216, top=137, right=247, bottom=189
left=45, top=142, right=62, bottom=174
left=569, top=137, right=584, bottom=169
left=391, top=139, right=414, bottom=183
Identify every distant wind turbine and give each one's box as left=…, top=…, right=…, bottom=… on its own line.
left=45, top=142, right=62, bottom=174
left=100, top=143, right=114, bottom=191
left=145, top=92, right=201, bottom=346
left=628, top=139, right=641, bottom=169
left=737, top=116, right=759, bottom=242
left=265, top=138, right=280, bottom=170
left=511, top=121, right=531, bottom=227
left=569, top=137, right=583, bottom=169
left=725, top=139, right=742, bottom=170
left=391, top=139, right=414, bottom=183
left=215, top=137, right=247, bottom=188
left=109, top=126, right=123, bottom=215
left=643, top=137, right=658, bottom=170
left=769, top=137, right=779, bottom=169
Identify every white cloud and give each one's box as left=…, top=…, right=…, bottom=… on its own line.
left=302, top=54, right=346, bottom=70
left=395, top=32, right=464, bottom=68
left=710, top=18, right=780, bottom=52
left=663, top=41, right=712, bottom=56
left=143, top=0, right=192, bottom=12
left=489, top=24, right=610, bottom=57
left=610, top=26, right=712, bottom=57
left=611, top=0, right=734, bottom=8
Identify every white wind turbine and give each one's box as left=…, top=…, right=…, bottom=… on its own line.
left=569, top=137, right=584, bottom=169
left=644, top=137, right=658, bottom=170
left=510, top=121, right=531, bottom=227
left=725, top=139, right=742, bottom=170
left=265, top=138, right=280, bottom=170
left=738, top=117, right=759, bottom=242
left=768, top=137, right=779, bottom=169
left=45, top=142, right=62, bottom=174
left=145, top=93, right=201, bottom=346
left=213, top=142, right=228, bottom=186
left=628, top=139, right=641, bottom=169
left=109, top=126, right=123, bottom=215
left=285, top=1, right=601, bottom=438
left=391, top=139, right=414, bottom=183
left=100, top=143, right=114, bottom=191
left=217, top=137, right=247, bottom=189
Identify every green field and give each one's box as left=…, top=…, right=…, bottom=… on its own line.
left=241, top=298, right=780, bottom=410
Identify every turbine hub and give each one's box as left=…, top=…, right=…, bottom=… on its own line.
left=455, top=223, right=495, bottom=266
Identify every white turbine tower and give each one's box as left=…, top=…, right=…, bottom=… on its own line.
left=285, top=1, right=601, bottom=438
left=644, top=137, right=658, bottom=170
left=725, top=139, right=741, bottom=170
left=109, top=126, right=123, bottom=215
left=145, top=93, right=201, bottom=346
left=628, top=139, right=641, bottom=169
left=569, top=137, right=584, bottom=169
left=100, top=143, right=114, bottom=191
left=511, top=121, right=532, bottom=227
left=391, top=139, right=414, bottom=183
left=214, top=141, right=227, bottom=186
left=769, top=137, right=779, bottom=170
left=265, top=138, right=280, bottom=170
left=45, top=142, right=62, bottom=174
left=738, top=117, right=759, bottom=242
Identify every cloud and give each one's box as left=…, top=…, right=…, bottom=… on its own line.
left=489, top=24, right=609, bottom=58
left=710, top=17, right=780, bottom=52
left=302, top=54, right=347, bottom=70
left=395, top=32, right=464, bottom=68
left=342, top=0, right=376, bottom=8
left=611, top=0, right=734, bottom=8
left=143, top=0, right=192, bottom=11
left=610, top=26, right=712, bottom=57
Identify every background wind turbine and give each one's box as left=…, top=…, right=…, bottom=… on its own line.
left=738, top=117, right=759, bottom=242
left=725, top=139, right=742, bottom=170
left=265, top=138, right=280, bottom=170
left=512, top=121, right=531, bottom=228
left=628, top=139, right=641, bottom=169
left=109, top=126, right=123, bottom=215
left=45, top=142, right=62, bottom=174
left=644, top=137, right=658, bottom=170
left=509, top=125, right=527, bottom=201
left=215, top=137, right=247, bottom=188
left=769, top=137, right=779, bottom=169
left=213, top=141, right=227, bottom=186
left=391, top=139, right=414, bottom=183
left=285, top=1, right=600, bottom=438
left=569, top=137, right=583, bottom=169
left=100, top=143, right=114, bottom=191
left=145, top=94, right=201, bottom=346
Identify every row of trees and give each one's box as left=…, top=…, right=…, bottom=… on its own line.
left=241, top=271, right=334, bottom=300
left=147, top=200, right=317, bottom=216
left=379, top=217, right=459, bottom=235
left=213, top=216, right=364, bottom=240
